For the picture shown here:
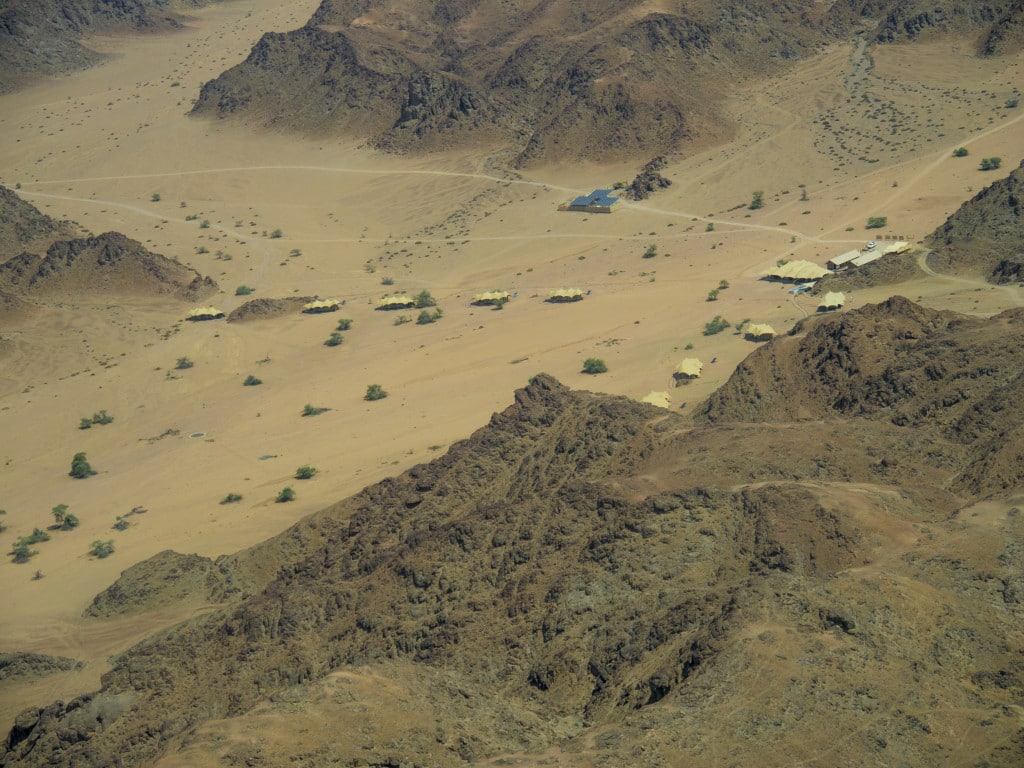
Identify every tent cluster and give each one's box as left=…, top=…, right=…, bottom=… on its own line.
left=472, top=290, right=511, bottom=306
left=764, top=260, right=828, bottom=281
left=377, top=295, right=417, bottom=310
left=548, top=288, right=584, bottom=302
left=302, top=299, right=340, bottom=313
left=186, top=306, right=225, bottom=321
left=818, top=291, right=845, bottom=311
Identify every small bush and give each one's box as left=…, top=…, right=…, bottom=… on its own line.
left=89, top=540, right=115, bottom=558
left=295, top=466, right=317, bottom=480
left=151, top=193, right=161, bottom=202
left=26, top=528, right=50, bottom=545
left=582, top=358, right=608, bottom=374
left=1006, top=98, right=1018, bottom=109
left=235, top=285, right=255, bottom=296
left=113, top=516, right=130, bottom=531
left=199, top=219, right=211, bottom=229
left=276, top=487, right=295, bottom=503
left=92, top=410, right=113, bottom=425
left=220, top=493, right=243, bottom=504
left=10, top=540, right=37, bottom=563
left=324, top=332, right=344, bottom=347
left=365, top=384, right=388, bottom=401
left=381, top=276, right=395, bottom=285
left=393, top=314, right=411, bottom=326
left=0, top=509, right=6, bottom=533
left=952, top=147, right=969, bottom=157
left=707, top=289, right=719, bottom=302
left=414, top=290, right=436, bottom=309
left=684, top=342, right=694, bottom=350
left=642, top=244, right=657, bottom=259
left=175, top=357, right=194, bottom=370
left=718, top=280, right=730, bottom=290
left=979, top=157, right=1002, bottom=171
left=749, top=190, right=764, bottom=210
left=270, top=228, right=283, bottom=239
left=705, top=222, right=715, bottom=232
left=289, top=248, right=302, bottom=257
left=80, top=417, right=94, bottom=430
left=70, top=452, right=96, bottom=479
left=243, top=374, right=262, bottom=386
left=866, top=216, right=887, bottom=229
left=703, top=316, right=731, bottom=336
left=416, top=309, right=442, bottom=325
left=336, top=318, right=352, bottom=331
left=301, top=404, right=329, bottom=416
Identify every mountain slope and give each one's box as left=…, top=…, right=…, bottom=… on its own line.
left=5, top=299, right=1024, bottom=767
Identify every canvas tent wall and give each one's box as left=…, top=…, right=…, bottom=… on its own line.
left=303, top=299, right=340, bottom=313
left=674, top=358, right=703, bottom=380
left=881, top=240, right=910, bottom=255
left=827, top=250, right=861, bottom=270
left=765, top=260, right=828, bottom=281
left=640, top=391, right=672, bottom=408
left=472, top=291, right=511, bottom=306
left=745, top=323, right=776, bottom=341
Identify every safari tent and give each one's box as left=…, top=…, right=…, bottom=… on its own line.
left=765, top=260, right=828, bottom=281
left=745, top=323, right=776, bottom=341
left=640, top=391, right=672, bottom=409
left=186, top=306, right=225, bottom=321
left=673, top=358, right=703, bottom=382
left=827, top=250, right=861, bottom=270
left=472, top=290, right=511, bottom=306
left=818, top=291, right=845, bottom=311
left=548, top=288, right=584, bottom=303
left=377, top=295, right=417, bottom=310
left=302, top=299, right=340, bottom=313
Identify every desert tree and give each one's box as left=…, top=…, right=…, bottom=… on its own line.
left=70, top=452, right=96, bottom=479
left=582, top=358, right=608, bottom=374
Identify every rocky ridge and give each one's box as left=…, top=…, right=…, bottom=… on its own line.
left=4, top=298, right=1024, bottom=767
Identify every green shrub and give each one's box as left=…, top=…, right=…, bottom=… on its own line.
left=70, top=452, right=96, bottom=479
left=703, top=316, right=731, bottom=336
left=749, top=191, right=764, bottom=210
left=270, top=228, right=283, bottom=239
left=324, top=332, right=343, bottom=347
left=952, top=147, right=969, bottom=157
left=582, top=358, right=607, bottom=374
left=707, top=289, right=719, bottom=302
left=199, top=219, right=210, bottom=229
left=301, top=404, right=329, bottom=416
left=393, top=314, right=411, bottom=326
left=642, top=244, right=657, bottom=259
left=414, top=290, right=436, bottom=308
left=10, top=540, right=37, bottom=563
left=220, top=493, right=243, bottom=504
left=175, top=357, right=194, bottom=370
left=235, top=285, right=255, bottom=296
left=979, top=157, right=1002, bottom=171
left=276, top=487, right=295, bottom=503
left=381, top=276, right=395, bottom=285
left=0, top=509, right=6, bottom=533
left=365, top=384, right=388, bottom=401
left=416, top=309, right=442, bottom=325
left=866, top=216, right=887, bottom=229
left=335, top=318, right=352, bottom=331
left=295, top=466, right=317, bottom=480
left=25, top=528, right=50, bottom=544
left=151, top=193, right=161, bottom=202
left=243, top=374, right=262, bottom=386
left=89, top=540, right=115, bottom=558
left=718, top=280, right=730, bottom=290
left=113, top=516, right=130, bottom=531
left=80, top=417, right=94, bottom=430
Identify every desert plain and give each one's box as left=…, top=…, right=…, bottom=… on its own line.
left=1, top=0, right=1023, bottom=743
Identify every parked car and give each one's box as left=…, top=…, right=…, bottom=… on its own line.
left=865, top=241, right=877, bottom=250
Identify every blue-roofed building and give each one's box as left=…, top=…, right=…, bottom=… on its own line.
left=565, top=189, right=619, bottom=213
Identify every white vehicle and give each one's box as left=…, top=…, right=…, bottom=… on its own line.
left=864, top=241, right=877, bottom=251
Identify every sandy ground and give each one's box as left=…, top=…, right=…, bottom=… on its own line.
left=1, top=0, right=1023, bottom=728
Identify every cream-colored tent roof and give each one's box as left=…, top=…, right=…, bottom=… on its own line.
left=766, top=260, right=828, bottom=280
left=674, top=358, right=703, bottom=378
left=746, top=323, right=776, bottom=339
left=819, top=291, right=845, bottom=309
left=303, top=298, right=340, bottom=311
left=473, top=290, right=511, bottom=304
left=377, top=295, right=416, bottom=308
left=827, top=250, right=861, bottom=268
left=640, top=391, right=672, bottom=409
left=187, top=306, right=224, bottom=319
left=549, top=287, right=584, bottom=300
left=851, top=251, right=882, bottom=267
left=881, top=240, right=910, bottom=255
